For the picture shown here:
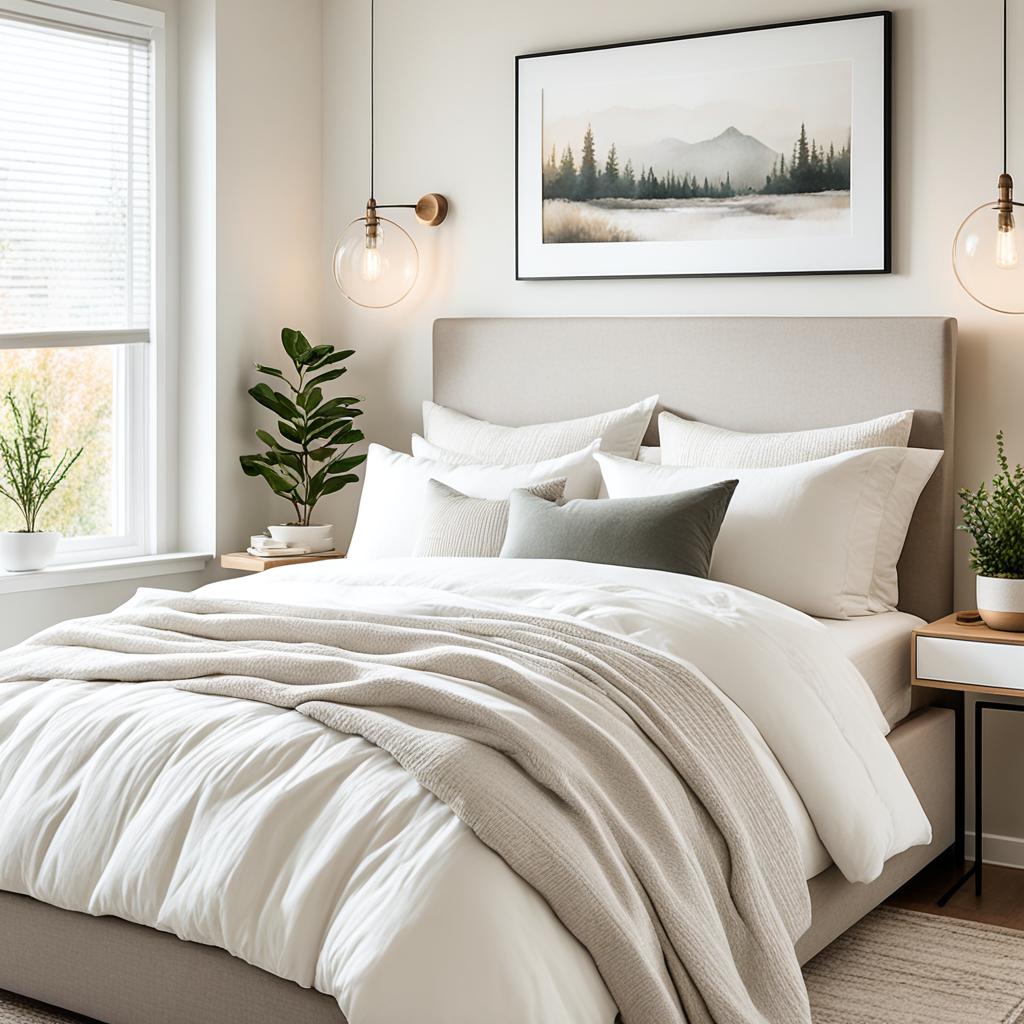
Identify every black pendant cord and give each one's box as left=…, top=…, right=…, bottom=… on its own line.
left=370, top=0, right=375, bottom=200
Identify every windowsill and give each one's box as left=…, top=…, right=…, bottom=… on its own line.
left=0, top=552, right=211, bottom=595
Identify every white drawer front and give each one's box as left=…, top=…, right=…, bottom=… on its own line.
left=917, top=636, right=1024, bottom=690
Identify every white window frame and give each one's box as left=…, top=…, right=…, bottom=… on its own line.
left=0, top=0, right=172, bottom=566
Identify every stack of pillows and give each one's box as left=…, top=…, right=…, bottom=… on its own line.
left=346, top=396, right=942, bottom=620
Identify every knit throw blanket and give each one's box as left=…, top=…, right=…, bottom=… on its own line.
left=1, top=594, right=812, bottom=1024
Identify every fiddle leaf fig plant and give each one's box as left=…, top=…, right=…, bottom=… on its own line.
left=0, top=391, right=83, bottom=533
left=958, top=430, right=1024, bottom=579
left=240, top=328, right=366, bottom=526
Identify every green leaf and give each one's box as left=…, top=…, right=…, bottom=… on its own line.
left=254, top=363, right=285, bottom=380
left=327, top=454, right=366, bottom=474
left=267, top=449, right=303, bottom=475
left=255, top=429, right=296, bottom=454
left=308, top=348, right=355, bottom=370
left=298, top=386, right=323, bottom=412
left=280, top=328, right=301, bottom=363
left=320, top=475, right=360, bottom=496
left=277, top=419, right=303, bottom=445
left=240, top=456, right=296, bottom=495
left=306, top=368, right=347, bottom=389
left=307, top=445, right=336, bottom=462
left=240, top=454, right=268, bottom=477
left=305, top=345, right=333, bottom=367
left=294, top=331, right=315, bottom=363
left=248, top=383, right=299, bottom=420
left=327, top=425, right=364, bottom=446
left=328, top=426, right=364, bottom=446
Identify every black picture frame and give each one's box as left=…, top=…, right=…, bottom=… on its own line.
left=515, top=11, right=892, bottom=281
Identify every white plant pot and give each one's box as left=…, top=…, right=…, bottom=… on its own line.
left=976, top=575, right=1024, bottom=632
left=0, top=531, right=61, bottom=572
left=267, top=523, right=334, bottom=551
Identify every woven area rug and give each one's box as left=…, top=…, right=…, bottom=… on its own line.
left=805, top=906, right=1024, bottom=1023
left=2, top=906, right=1024, bottom=1023
left=0, top=992, right=92, bottom=1024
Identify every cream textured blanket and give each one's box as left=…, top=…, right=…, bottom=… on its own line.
left=1, top=593, right=812, bottom=1024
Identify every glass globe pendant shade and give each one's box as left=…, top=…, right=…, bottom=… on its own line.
left=953, top=195, right=1024, bottom=314
left=332, top=214, right=419, bottom=308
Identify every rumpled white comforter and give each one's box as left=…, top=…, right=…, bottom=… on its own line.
left=0, top=558, right=930, bottom=1024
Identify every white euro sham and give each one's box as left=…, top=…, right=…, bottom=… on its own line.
left=422, top=395, right=657, bottom=463
left=657, top=409, right=915, bottom=467
left=597, top=447, right=942, bottom=619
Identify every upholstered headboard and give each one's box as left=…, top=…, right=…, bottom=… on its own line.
left=433, top=316, right=957, bottom=623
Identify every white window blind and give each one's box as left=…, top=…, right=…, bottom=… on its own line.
left=0, top=8, right=152, bottom=344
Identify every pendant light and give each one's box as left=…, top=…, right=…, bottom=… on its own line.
left=953, top=0, right=1024, bottom=313
left=331, top=0, right=448, bottom=308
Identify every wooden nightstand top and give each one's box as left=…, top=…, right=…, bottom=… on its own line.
left=913, top=612, right=1024, bottom=699
left=220, top=551, right=346, bottom=573
left=914, top=612, right=1024, bottom=646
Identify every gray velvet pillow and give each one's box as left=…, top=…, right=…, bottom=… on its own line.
left=499, top=481, right=737, bottom=578
left=415, top=477, right=567, bottom=557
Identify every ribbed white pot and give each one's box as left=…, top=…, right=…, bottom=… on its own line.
left=267, top=523, right=334, bottom=550
left=977, top=575, right=1024, bottom=632
left=0, top=531, right=60, bottom=572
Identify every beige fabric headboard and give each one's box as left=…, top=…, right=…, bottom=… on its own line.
left=433, top=316, right=957, bottom=623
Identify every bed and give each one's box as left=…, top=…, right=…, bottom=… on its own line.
left=0, top=315, right=957, bottom=1024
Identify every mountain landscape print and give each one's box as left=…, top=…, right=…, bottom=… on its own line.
left=540, top=60, right=853, bottom=244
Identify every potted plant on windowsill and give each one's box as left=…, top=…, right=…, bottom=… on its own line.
left=959, top=430, right=1024, bottom=631
left=240, top=328, right=366, bottom=550
left=0, top=392, right=83, bottom=572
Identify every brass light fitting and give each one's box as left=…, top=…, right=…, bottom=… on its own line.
left=331, top=0, right=449, bottom=307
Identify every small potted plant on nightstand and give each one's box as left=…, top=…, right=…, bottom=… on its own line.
left=240, top=328, right=366, bottom=551
left=959, top=430, right=1024, bottom=631
left=0, top=392, right=83, bottom=572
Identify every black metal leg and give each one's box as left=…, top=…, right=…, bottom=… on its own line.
left=938, top=700, right=1024, bottom=907
left=938, top=693, right=974, bottom=906
left=954, top=693, right=965, bottom=864
left=975, top=702, right=984, bottom=896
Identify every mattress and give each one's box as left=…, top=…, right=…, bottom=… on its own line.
left=816, top=611, right=924, bottom=728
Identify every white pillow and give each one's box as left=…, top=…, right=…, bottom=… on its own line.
left=422, top=395, right=657, bottom=463
left=411, top=435, right=494, bottom=465
left=348, top=442, right=602, bottom=560
left=596, top=447, right=942, bottom=619
left=637, top=446, right=661, bottom=464
left=658, top=409, right=914, bottom=468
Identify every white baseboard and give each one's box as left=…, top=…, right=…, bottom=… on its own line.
left=965, top=830, right=1024, bottom=869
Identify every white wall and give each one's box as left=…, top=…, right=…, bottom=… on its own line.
left=320, top=0, right=1024, bottom=848
left=212, top=0, right=325, bottom=554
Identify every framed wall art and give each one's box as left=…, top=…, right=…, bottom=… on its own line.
left=515, top=12, right=891, bottom=280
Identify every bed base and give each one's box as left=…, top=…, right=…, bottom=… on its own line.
left=0, top=707, right=953, bottom=1023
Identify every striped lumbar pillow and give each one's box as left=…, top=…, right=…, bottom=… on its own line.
left=415, top=477, right=566, bottom=558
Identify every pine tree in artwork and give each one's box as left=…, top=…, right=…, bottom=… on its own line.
left=542, top=144, right=559, bottom=195
left=600, top=143, right=619, bottom=197
left=554, top=144, right=577, bottom=199
left=621, top=158, right=636, bottom=198
left=578, top=124, right=598, bottom=199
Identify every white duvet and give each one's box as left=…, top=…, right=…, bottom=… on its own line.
left=0, top=558, right=930, bottom=1023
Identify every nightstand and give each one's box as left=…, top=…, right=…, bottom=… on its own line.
left=912, top=612, right=1024, bottom=903
left=220, top=551, right=346, bottom=573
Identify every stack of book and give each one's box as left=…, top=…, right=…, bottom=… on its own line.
left=247, top=536, right=318, bottom=559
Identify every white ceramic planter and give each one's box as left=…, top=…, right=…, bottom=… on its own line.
left=977, top=575, right=1024, bottom=632
left=0, top=531, right=60, bottom=572
left=267, top=523, right=334, bottom=551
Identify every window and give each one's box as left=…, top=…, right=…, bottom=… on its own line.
left=0, top=0, right=163, bottom=564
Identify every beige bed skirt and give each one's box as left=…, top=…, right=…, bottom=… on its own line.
left=0, top=707, right=953, bottom=1024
